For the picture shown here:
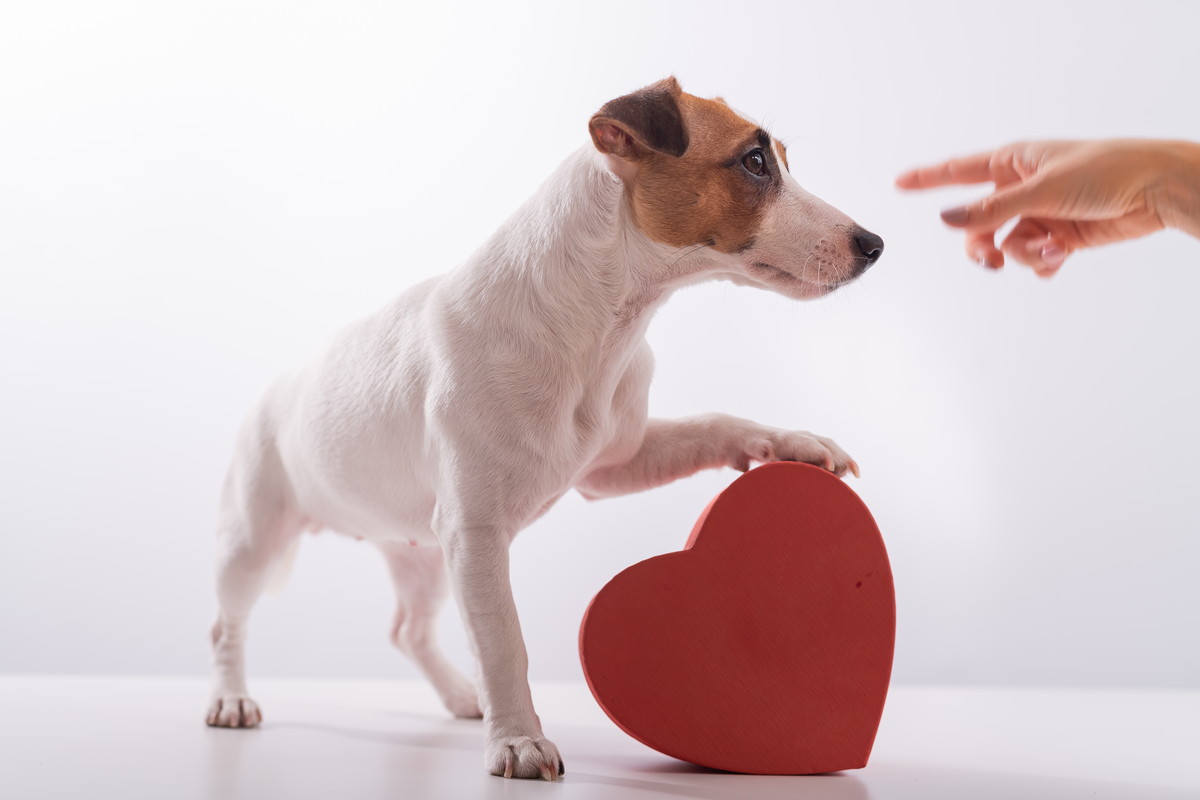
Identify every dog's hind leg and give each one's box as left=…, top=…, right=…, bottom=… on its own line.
left=206, top=423, right=303, bottom=728
left=380, top=541, right=482, bottom=719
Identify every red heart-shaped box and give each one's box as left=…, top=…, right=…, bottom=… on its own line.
left=579, top=462, right=895, bottom=774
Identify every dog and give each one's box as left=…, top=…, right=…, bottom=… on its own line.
left=205, top=77, right=883, bottom=781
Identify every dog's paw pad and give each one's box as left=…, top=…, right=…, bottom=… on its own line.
left=205, top=694, right=263, bottom=728
left=487, top=734, right=564, bottom=780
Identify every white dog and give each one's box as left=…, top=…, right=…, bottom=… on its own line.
left=205, top=77, right=883, bottom=780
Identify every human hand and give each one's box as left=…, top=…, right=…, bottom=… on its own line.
left=896, top=140, right=1199, bottom=277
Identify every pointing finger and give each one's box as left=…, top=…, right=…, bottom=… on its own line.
left=895, top=151, right=1005, bottom=190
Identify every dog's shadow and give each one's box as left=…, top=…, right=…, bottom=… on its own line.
left=203, top=712, right=483, bottom=799
left=205, top=712, right=871, bottom=800
left=273, top=715, right=482, bottom=752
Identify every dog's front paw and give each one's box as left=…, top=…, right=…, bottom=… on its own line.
left=734, top=427, right=860, bottom=478
left=486, top=734, right=565, bottom=781
left=205, top=693, right=263, bottom=728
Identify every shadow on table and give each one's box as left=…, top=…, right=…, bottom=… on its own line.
left=856, top=763, right=1198, bottom=800
left=566, top=761, right=1198, bottom=800
left=203, top=713, right=484, bottom=800
left=202, top=715, right=1198, bottom=800
left=567, top=757, right=870, bottom=800
left=269, top=717, right=482, bottom=752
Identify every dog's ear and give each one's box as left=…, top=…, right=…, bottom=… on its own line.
left=589, top=77, right=689, bottom=160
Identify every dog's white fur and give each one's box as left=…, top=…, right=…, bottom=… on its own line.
left=206, top=81, right=878, bottom=780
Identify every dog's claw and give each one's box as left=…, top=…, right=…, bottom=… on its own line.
left=489, top=734, right=563, bottom=780
left=205, top=694, right=263, bottom=729
left=558, top=758, right=566, bottom=776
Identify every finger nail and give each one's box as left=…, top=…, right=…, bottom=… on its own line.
left=1040, top=244, right=1066, bottom=267
left=975, top=253, right=1000, bottom=270
left=941, top=206, right=970, bottom=225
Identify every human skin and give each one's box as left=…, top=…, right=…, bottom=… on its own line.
left=896, top=139, right=1200, bottom=277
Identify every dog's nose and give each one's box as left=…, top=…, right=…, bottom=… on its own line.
left=851, top=228, right=884, bottom=270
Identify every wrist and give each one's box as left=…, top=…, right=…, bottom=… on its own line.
left=1151, top=141, right=1200, bottom=238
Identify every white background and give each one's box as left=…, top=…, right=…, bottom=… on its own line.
left=2, top=0, right=1197, bottom=689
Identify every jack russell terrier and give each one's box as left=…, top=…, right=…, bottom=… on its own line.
left=205, top=77, right=884, bottom=780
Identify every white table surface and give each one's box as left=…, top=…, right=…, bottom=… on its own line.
left=2, top=676, right=1197, bottom=799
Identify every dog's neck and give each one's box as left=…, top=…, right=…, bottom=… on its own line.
left=450, top=146, right=724, bottom=348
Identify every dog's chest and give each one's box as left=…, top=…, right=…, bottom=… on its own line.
left=570, top=345, right=653, bottom=473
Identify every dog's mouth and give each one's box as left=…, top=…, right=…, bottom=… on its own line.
left=749, top=261, right=845, bottom=296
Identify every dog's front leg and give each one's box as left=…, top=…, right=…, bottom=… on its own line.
left=436, top=518, right=564, bottom=781
left=578, top=414, right=859, bottom=500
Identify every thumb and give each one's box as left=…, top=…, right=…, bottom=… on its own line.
left=940, top=182, right=1038, bottom=231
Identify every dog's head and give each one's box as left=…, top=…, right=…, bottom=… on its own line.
left=590, top=77, right=882, bottom=299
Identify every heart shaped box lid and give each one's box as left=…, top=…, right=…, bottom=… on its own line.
left=579, top=462, right=896, bottom=774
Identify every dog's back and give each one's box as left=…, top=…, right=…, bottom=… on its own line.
left=248, top=276, right=444, bottom=544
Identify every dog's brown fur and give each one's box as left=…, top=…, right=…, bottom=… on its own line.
left=589, top=77, right=787, bottom=254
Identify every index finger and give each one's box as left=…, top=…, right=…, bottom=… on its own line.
left=895, top=152, right=1001, bottom=190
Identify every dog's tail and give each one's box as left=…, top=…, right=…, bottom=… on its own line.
left=265, top=537, right=302, bottom=597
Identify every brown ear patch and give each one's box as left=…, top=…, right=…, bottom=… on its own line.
left=614, top=88, right=782, bottom=254
left=590, top=77, right=689, bottom=158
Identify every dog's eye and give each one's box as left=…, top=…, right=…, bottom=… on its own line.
left=742, top=149, right=766, bottom=176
